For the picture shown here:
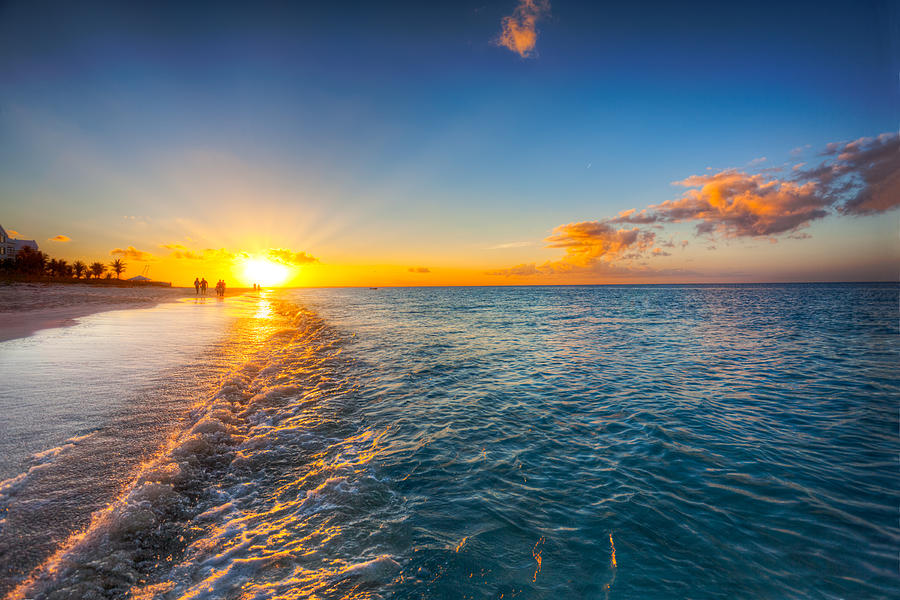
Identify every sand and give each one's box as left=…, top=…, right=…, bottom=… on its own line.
left=0, top=283, right=188, bottom=342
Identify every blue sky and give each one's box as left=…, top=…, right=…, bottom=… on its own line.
left=0, top=0, right=896, bottom=284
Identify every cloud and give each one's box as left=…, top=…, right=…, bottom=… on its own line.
left=408, top=267, right=431, bottom=273
left=110, top=246, right=154, bottom=261
left=486, top=262, right=541, bottom=276
left=486, top=258, right=691, bottom=278
left=612, top=132, right=899, bottom=237
left=486, top=241, right=533, bottom=250
left=490, top=131, right=898, bottom=278
left=487, top=223, right=659, bottom=277
left=49, top=235, right=70, bottom=242
left=546, top=221, right=657, bottom=263
left=814, top=133, right=899, bottom=215
left=616, top=170, right=829, bottom=237
left=266, top=248, right=318, bottom=266
left=7, top=230, right=19, bottom=237
left=166, top=246, right=240, bottom=261
left=497, top=0, right=550, bottom=58
left=163, top=244, right=313, bottom=265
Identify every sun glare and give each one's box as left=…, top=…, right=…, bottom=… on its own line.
left=242, top=258, right=291, bottom=287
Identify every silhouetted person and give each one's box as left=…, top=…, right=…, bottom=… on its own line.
left=201, top=278, right=208, bottom=295
left=193, top=277, right=200, bottom=294
left=220, top=280, right=226, bottom=296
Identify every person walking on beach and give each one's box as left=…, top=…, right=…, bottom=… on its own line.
left=220, top=279, right=226, bottom=296
left=200, top=277, right=208, bottom=295
left=194, top=277, right=200, bottom=295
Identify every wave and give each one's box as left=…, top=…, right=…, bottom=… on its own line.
left=10, top=300, right=397, bottom=600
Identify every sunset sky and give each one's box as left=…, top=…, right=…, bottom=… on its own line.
left=1, top=0, right=897, bottom=286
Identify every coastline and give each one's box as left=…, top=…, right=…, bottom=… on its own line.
left=0, top=290, right=264, bottom=594
left=0, top=283, right=190, bottom=343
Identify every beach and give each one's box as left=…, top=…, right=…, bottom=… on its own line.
left=0, top=284, right=188, bottom=342
left=0, top=287, right=272, bottom=596
left=1, top=284, right=898, bottom=599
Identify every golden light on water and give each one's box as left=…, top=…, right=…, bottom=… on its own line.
left=241, top=258, right=291, bottom=287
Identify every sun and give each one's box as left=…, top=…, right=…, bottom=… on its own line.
left=241, top=258, right=291, bottom=287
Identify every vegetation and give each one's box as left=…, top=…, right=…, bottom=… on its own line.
left=0, top=246, right=134, bottom=284
left=89, top=261, right=106, bottom=279
left=109, top=258, right=126, bottom=279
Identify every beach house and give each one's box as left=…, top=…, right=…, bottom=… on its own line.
left=0, top=224, right=39, bottom=259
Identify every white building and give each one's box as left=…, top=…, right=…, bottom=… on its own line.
left=0, top=224, right=39, bottom=259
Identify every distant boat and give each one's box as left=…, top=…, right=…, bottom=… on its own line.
left=369, top=287, right=378, bottom=290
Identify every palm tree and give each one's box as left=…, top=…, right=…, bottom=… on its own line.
left=89, top=261, right=106, bottom=279
left=47, top=258, right=60, bottom=278
left=55, top=259, right=69, bottom=278
left=72, top=260, right=86, bottom=279
left=15, top=246, right=46, bottom=276
left=109, top=258, right=126, bottom=279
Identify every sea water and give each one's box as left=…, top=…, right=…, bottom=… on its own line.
left=1, top=284, right=897, bottom=599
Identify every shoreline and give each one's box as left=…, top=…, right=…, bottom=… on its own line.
left=0, top=284, right=194, bottom=343
left=0, top=284, right=261, bottom=343
left=0, top=303, right=167, bottom=343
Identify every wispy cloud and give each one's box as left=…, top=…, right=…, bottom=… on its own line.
left=110, top=246, right=154, bottom=261
left=162, top=244, right=315, bottom=265
left=165, top=245, right=242, bottom=261
left=497, top=0, right=550, bottom=58
left=486, top=241, right=533, bottom=250
left=486, top=259, right=690, bottom=278
left=266, top=248, right=317, bottom=266
left=408, top=266, right=431, bottom=273
left=49, top=234, right=70, bottom=242
left=7, top=230, right=20, bottom=237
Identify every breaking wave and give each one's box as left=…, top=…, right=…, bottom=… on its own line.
left=12, top=300, right=400, bottom=600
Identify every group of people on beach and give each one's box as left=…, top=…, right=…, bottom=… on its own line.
left=193, top=277, right=227, bottom=297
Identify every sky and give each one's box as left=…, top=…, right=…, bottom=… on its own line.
left=0, top=0, right=897, bottom=286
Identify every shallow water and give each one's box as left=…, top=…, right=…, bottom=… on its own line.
left=2, top=284, right=898, bottom=599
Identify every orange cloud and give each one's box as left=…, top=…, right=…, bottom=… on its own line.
left=7, top=230, right=20, bottom=237
left=487, top=223, right=658, bottom=277
left=491, top=132, right=898, bottom=278
left=165, top=246, right=239, bottom=261
left=498, top=0, right=550, bottom=58
left=546, top=221, right=656, bottom=264
left=408, top=266, right=431, bottom=273
left=49, top=235, right=70, bottom=242
left=634, top=170, right=828, bottom=237
left=266, top=248, right=317, bottom=266
left=110, top=246, right=154, bottom=261
left=614, top=132, right=899, bottom=236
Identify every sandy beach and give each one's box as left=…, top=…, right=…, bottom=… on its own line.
left=0, top=284, right=188, bottom=342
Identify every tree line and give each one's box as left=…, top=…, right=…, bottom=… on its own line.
left=1, top=246, right=127, bottom=280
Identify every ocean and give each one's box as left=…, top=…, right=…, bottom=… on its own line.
left=1, top=284, right=897, bottom=599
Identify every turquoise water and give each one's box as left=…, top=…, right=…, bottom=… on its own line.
left=4, top=284, right=898, bottom=599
